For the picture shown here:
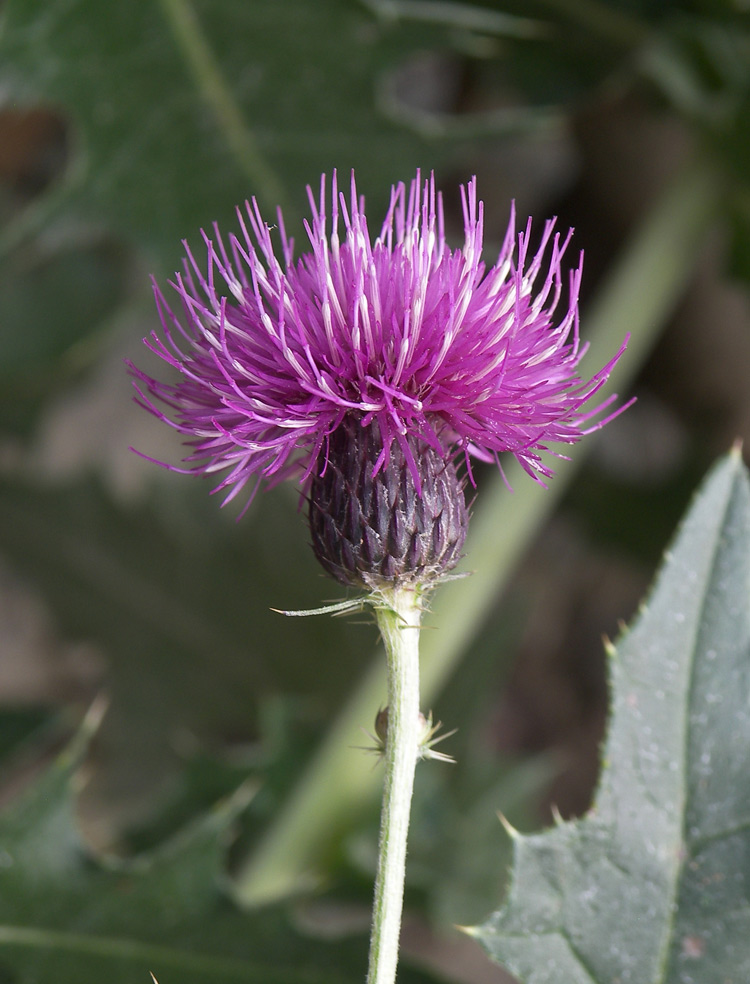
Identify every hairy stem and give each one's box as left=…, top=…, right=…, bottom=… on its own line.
left=368, top=586, right=423, bottom=984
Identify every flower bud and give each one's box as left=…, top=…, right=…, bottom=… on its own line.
left=309, top=416, right=468, bottom=587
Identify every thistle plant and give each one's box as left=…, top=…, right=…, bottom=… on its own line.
left=129, top=172, right=629, bottom=984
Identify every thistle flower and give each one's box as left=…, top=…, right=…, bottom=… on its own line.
left=130, top=171, right=628, bottom=586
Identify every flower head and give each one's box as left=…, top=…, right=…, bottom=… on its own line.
left=129, top=170, right=628, bottom=520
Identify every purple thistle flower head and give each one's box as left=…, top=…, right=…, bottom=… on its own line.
left=129, top=171, right=629, bottom=585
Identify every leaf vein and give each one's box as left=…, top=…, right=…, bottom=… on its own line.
left=156, top=0, right=286, bottom=210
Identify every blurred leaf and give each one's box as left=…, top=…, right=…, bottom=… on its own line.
left=0, top=477, right=372, bottom=821
left=563, top=454, right=711, bottom=569
left=0, top=242, right=127, bottom=374
left=406, top=752, right=557, bottom=928
left=476, top=449, right=750, bottom=982
left=126, top=697, right=334, bottom=860
left=0, top=707, right=439, bottom=984
left=0, top=0, right=461, bottom=268
left=718, top=85, right=750, bottom=280
left=726, top=182, right=750, bottom=281
left=641, top=19, right=750, bottom=122
left=0, top=239, right=130, bottom=435
left=0, top=708, right=54, bottom=768
left=637, top=13, right=750, bottom=285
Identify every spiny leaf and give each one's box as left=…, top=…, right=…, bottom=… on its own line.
left=475, top=448, right=750, bottom=983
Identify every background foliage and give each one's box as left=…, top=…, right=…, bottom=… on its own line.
left=0, top=1, right=749, bottom=982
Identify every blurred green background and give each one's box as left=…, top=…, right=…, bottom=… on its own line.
left=0, top=1, right=749, bottom=981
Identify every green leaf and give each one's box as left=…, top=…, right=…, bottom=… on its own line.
left=0, top=706, right=439, bottom=984
left=475, top=448, right=750, bottom=983
left=0, top=0, right=454, bottom=268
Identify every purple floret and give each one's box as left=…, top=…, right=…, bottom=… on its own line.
left=129, top=171, right=629, bottom=510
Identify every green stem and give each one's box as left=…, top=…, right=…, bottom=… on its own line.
left=368, top=586, right=423, bottom=984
